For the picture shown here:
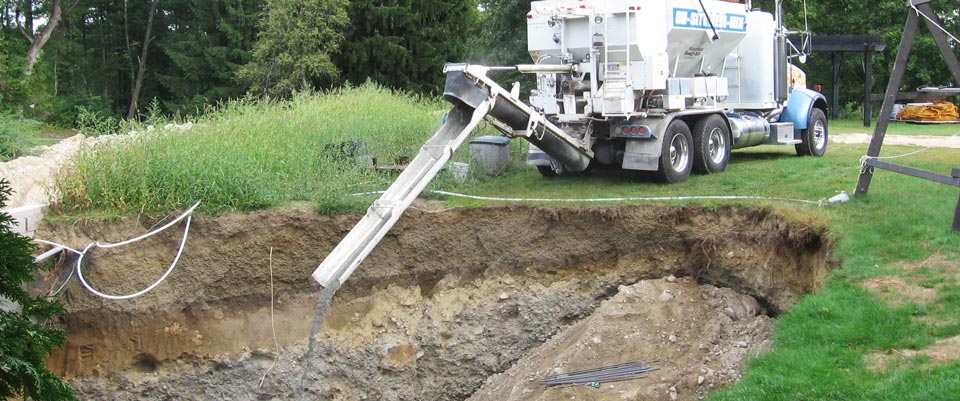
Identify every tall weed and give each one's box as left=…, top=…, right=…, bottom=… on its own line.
left=56, top=83, right=450, bottom=214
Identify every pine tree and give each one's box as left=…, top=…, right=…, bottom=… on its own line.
left=337, top=0, right=479, bottom=94
left=158, top=0, right=262, bottom=112
left=0, top=179, right=75, bottom=400
left=236, top=0, right=349, bottom=98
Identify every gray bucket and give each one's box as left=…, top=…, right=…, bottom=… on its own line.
left=469, top=136, right=510, bottom=177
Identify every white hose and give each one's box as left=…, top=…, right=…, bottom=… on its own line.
left=96, top=201, right=200, bottom=248
left=33, top=200, right=200, bottom=300
left=33, top=239, right=82, bottom=255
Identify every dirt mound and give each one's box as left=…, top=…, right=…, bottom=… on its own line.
left=469, top=278, right=773, bottom=401
left=36, top=204, right=833, bottom=400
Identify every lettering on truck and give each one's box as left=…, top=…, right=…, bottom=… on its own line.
left=672, top=8, right=746, bottom=32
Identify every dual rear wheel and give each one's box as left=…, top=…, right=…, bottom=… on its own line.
left=656, top=115, right=731, bottom=183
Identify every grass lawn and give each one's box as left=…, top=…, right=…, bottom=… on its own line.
left=831, top=117, right=960, bottom=136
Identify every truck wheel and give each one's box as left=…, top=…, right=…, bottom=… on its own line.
left=692, top=115, right=731, bottom=174
left=536, top=159, right=565, bottom=177
left=796, top=108, right=827, bottom=157
left=537, top=165, right=559, bottom=177
left=655, top=120, right=693, bottom=183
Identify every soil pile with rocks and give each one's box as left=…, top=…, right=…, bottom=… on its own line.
left=469, top=277, right=773, bottom=401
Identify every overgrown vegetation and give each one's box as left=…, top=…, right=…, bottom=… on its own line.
left=54, top=83, right=468, bottom=215
left=0, top=112, right=40, bottom=161
left=0, top=180, right=75, bottom=400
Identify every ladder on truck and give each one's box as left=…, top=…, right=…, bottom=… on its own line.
left=311, top=100, right=493, bottom=288
left=601, top=3, right=636, bottom=116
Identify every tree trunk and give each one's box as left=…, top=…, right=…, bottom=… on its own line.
left=24, top=0, right=34, bottom=34
left=127, top=0, right=158, bottom=120
left=23, top=0, right=64, bottom=76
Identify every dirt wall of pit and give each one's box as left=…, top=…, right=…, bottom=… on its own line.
left=37, top=204, right=834, bottom=400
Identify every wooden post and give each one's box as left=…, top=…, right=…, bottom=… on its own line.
left=854, top=8, right=919, bottom=197
left=917, top=2, right=960, bottom=85
left=863, top=46, right=874, bottom=127
left=832, top=52, right=842, bottom=120
left=953, top=169, right=960, bottom=232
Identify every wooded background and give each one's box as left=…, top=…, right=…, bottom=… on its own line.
left=1, top=0, right=958, bottom=126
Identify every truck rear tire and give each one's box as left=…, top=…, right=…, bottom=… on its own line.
left=537, top=165, right=559, bottom=177
left=536, top=158, right=567, bottom=177
left=655, top=120, right=693, bottom=183
left=692, top=115, right=731, bottom=174
left=796, top=108, right=827, bottom=157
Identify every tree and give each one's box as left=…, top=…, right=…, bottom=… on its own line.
left=126, top=0, right=158, bottom=119
left=236, top=0, right=348, bottom=98
left=0, top=28, right=28, bottom=107
left=336, top=0, right=480, bottom=94
left=472, top=0, right=531, bottom=66
left=0, top=179, right=75, bottom=400
left=14, top=0, right=79, bottom=77
left=759, top=0, right=960, bottom=114
left=157, top=0, right=262, bottom=113
left=469, top=0, right=538, bottom=92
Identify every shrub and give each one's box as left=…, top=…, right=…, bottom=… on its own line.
left=0, top=179, right=75, bottom=400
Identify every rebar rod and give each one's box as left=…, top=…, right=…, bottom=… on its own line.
left=539, top=360, right=659, bottom=387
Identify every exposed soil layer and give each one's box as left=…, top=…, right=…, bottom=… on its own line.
left=37, top=204, right=834, bottom=400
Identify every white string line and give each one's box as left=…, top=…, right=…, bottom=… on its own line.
left=33, top=239, right=82, bottom=255
left=859, top=131, right=960, bottom=172
left=259, top=247, right=280, bottom=388
left=351, top=190, right=822, bottom=205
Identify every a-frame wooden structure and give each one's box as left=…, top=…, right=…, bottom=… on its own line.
left=853, top=0, right=960, bottom=231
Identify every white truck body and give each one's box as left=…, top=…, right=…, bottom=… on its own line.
left=312, top=0, right=828, bottom=288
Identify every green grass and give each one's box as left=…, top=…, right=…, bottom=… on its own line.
left=54, top=83, right=472, bottom=215
left=831, top=118, right=960, bottom=136
left=709, top=281, right=943, bottom=401
left=52, top=94, right=960, bottom=399
left=0, top=112, right=41, bottom=161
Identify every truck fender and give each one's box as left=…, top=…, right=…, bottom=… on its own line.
left=780, top=88, right=828, bottom=130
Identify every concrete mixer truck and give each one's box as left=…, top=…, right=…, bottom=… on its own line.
left=312, top=0, right=827, bottom=288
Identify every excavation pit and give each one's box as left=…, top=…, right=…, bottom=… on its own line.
left=38, top=204, right=833, bottom=400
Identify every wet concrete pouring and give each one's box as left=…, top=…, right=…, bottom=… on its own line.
left=37, top=204, right=834, bottom=401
